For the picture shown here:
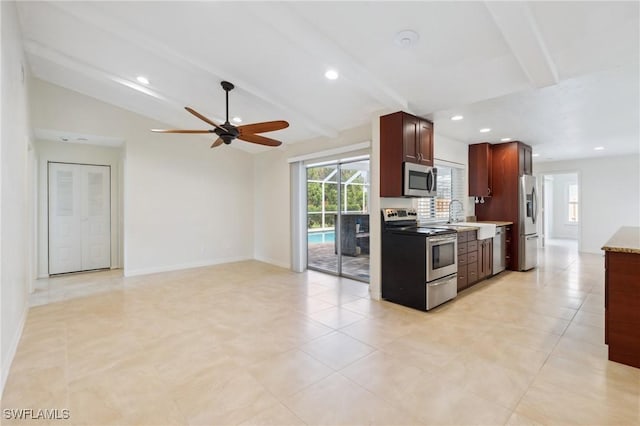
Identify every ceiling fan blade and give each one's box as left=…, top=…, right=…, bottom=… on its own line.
left=238, top=133, right=282, bottom=147
left=237, top=120, right=289, bottom=135
left=185, top=107, right=226, bottom=132
left=211, top=138, right=223, bottom=148
left=151, top=129, right=213, bottom=134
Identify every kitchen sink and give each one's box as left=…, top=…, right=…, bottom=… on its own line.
left=444, top=222, right=497, bottom=239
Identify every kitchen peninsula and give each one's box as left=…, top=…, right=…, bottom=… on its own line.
left=602, top=226, right=640, bottom=368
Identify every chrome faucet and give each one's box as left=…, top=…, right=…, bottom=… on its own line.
left=448, top=199, right=464, bottom=223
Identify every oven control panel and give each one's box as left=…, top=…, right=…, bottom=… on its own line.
left=382, top=208, right=417, bottom=222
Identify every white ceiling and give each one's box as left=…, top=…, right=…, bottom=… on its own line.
left=16, top=1, right=639, bottom=160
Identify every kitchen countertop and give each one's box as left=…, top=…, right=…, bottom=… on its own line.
left=446, top=225, right=480, bottom=232
left=601, top=227, right=640, bottom=254
left=477, top=220, right=513, bottom=226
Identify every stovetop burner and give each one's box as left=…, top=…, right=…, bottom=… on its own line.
left=392, top=226, right=457, bottom=237
left=381, top=208, right=456, bottom=237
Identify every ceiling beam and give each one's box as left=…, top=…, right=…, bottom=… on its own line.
left=484, top=1, right=559, bottom=89
left=242, top=2, right=409, bottom=112
left=46, top=1, right=339, bottom=138
left=23, top=39, right=184, bottom=108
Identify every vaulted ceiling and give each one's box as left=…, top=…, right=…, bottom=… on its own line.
left=16, top=1, right=639, bottom=160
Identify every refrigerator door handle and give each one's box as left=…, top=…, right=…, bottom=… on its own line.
left=532, top=186, right=538, bottom=224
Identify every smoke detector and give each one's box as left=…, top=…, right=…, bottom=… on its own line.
left=394, top=30, right=419, bottom=48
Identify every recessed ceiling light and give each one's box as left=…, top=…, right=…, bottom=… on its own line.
left=479, top=128, right=491, bottom=133
left=500, top=137, right=512, bottom=142
left=450, top=115, right=464, bottom=121
left=136, top=75, right=150, bottom=85
left=532, top=153, right=540, bottom=157
left=232, top=116, right=242, bottom=123
left=594, top=146, right=605, bottom=151
left=394, top=29, right=420, bottom=48
left=324, top=69, right=339, bottom=80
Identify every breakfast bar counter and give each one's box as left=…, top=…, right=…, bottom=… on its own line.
left=601, top=226, right=640, bottom=368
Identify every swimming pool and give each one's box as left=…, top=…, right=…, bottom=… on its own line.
left=308, top=230, right=335, bottom=244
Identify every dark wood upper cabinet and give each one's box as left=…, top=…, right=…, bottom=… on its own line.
left=519, top=143, right=533, bottom=176
left=472, top=141, right=532, bottom=270
left=402, top=113, right=420, bottom=163
left=380, top=111, right=434, bottom=197
left=418, top=120, right=433, bottom=166
left=468, top=142, right=492, bottom=197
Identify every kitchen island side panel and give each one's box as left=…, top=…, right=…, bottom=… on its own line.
left=605, top=250, right=640, bottom=368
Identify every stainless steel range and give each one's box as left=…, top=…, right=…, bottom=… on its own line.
left=381, top=208, right=458, bottom=311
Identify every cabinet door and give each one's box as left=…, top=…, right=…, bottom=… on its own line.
left=468, top=143, right=492, bottom=197
left=476, top=239, right=492, bottom=280
left=418, top=119, right=433, bottom=166
left=519, top=143, right=533, bottom=176
left=379, top=112, right=404, bottom=197
left=402, top=114, right=419, bottom=163
left=485, top=239, right=493, bottom=277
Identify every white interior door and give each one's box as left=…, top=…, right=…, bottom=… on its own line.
left=49, top=163, right=110, bottom=274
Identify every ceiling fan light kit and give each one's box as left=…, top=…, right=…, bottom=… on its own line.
left=151, top=81, right=289, bottom=148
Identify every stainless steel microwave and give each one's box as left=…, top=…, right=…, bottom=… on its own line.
left=403, top=162, right=437, bottom=197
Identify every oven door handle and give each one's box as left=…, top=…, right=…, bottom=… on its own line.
left=428, top=275, right=456, bottom=287
left=429, top=236, right=457, bottom=244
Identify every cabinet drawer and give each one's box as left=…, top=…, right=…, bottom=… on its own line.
left=458, top=242, right=468, bottom=255
left=468, top=251, right=478, bottom=264
left=467, top=241, right=478, bottom=253
left=468, top=230, right=477, bottom=241
left=467, top=262, right=479, bottom=284
left=458, top=253, right=468, bottom=266
left=457, top=267, right=468, bottom=291
left=457, top=232, right=468, bottom=243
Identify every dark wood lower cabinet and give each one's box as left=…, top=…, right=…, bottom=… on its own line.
left=457, top=230, right=493, bottom=291
left=478, top=238, right=493, bottom=280
left=504, top=226, right=512, bottom=270
left=604, top=250, right=640, bottom=368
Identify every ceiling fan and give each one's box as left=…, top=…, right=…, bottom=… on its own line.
left=152, top=81, right=289, bottom=148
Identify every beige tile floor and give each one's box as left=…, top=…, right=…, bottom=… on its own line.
left=2, top=242, right=639, bottom=425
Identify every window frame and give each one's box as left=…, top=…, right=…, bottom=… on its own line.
left=414, top=160, right=466, bottom=224
left=567, top=183, right=579, bottom=225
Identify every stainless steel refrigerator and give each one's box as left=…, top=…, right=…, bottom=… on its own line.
left=519, top=175, right=539, bottom=271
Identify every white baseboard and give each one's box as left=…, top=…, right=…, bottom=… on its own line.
left=253, top=256, right=291, bottom=270
left=1, top=305, right=27, bottom=397
left=123, top=256, right=253, bottom=277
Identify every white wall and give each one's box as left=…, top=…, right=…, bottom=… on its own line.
left=34, top=140, right=123, bottom=277
left=545, top=173, right=578, bottom=240
left=30, top=79, right=256, bottom=276
left=253, top=124, right=371, bottom=268
left=1, top=0, right=33, bottom=394
left=535, top=155, right=640, bottom=253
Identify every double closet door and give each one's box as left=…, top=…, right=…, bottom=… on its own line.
left=49, top=162, right=111, bottom=275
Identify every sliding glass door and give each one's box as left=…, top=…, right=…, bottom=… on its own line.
left=306, top=158, right=370, bottom=282
left=307, top=163, right=339, bottom=275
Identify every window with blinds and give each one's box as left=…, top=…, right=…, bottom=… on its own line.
left=413, top=162, right=465, bottom=224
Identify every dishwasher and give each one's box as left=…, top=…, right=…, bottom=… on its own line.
left=493, top=226, right=506, bottom=274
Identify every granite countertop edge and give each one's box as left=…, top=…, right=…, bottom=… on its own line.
left=476, top=221, right=513, bottom=226
left=601, top=226, right=640, bottom=254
